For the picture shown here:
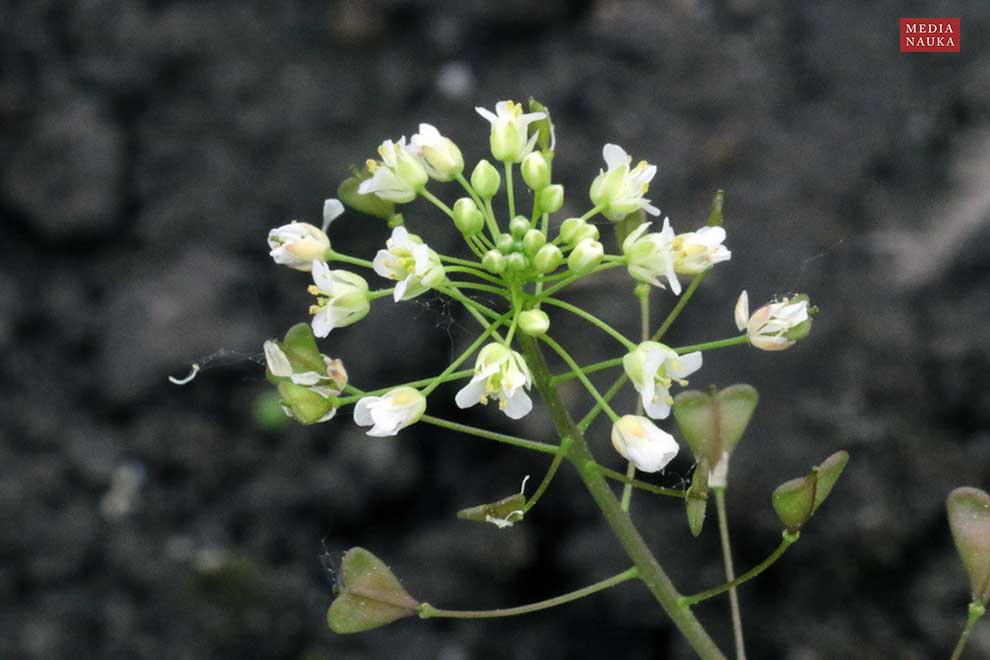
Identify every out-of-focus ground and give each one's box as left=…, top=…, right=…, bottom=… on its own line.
left=2, top=1, right=990, bottom=658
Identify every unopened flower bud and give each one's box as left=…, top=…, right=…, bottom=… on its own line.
left=573, top=223, right=600, bottom=243
left=611, top=415, right=679, bottom=473
left=518, top=309, right=550, bottom=336
left=521, top=152, right=551, bottom=190
left=522, top=228, right=547, bottom=255
left=410, top=123, right=463, bottom=181
left=496, top=233, right=515, bottom=254
left=533, top=244, right=563, bottom=273
left=506, top=252, right=529, bottom=272
left=354, top=386, right=426, bottom=437
left=509, top=216, right=531, bottom=239
left=538, top=184, right=564, bottom=214
left=471, top=159, right=501, bottom=199
left=568, top=238, right=604, bottom=275
left=268, top=222, right=331, bottom=271
left=482, top=250, right=507, bottom=274
left=452, top=197, right=484, bottom=235
left=558, top=217, right=585, bottom=244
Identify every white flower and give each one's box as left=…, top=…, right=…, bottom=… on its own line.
left=373, top=226, right=446, bottom=301
left=409, top=123, right=464, bottom=181
left=354, top=386, right=427, bottom=437
left=268, top=222, right=331, bottom=272
left=475, top=100, right=545, bottom=163
left=589, top=144, right=661, bottom=221
left=611, top=415, right=680, bottom=473
left=621, top=218, right=681, bottom=293
left=307, top=262, right=371, bottom=337
left=263, top=340, right=347, bottom=424
left=263, top=340, right=348, bottom=393
left=455, top=343, right=533, bottom=419
left=735, top=291, right=811, bottom=351
left=673, top=226, right=731, bottom=275
left=623, top=341, right=702, bottom=419
left=357, top=137, right=429, bottom=203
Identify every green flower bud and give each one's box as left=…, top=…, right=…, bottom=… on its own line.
left=558, top=217, right=585, bottom=244
left=337, top=172, right=395, bottom=219
left=506, top=252, right=529, bottom=273
left=538, top=184, right=564, bottom=214
left=496, top=233, right=515, bottom=254
left=947, top=487, right=990, bottom=602
left=573, top=223, right=600, bottom=243
left=533, top=244, right=563, bottom=273
left=276, top=381, right=334, bottom=425
left=521, top=152, right=551, bottom=190
left=470, top=159, right=501, bottom=199
left=568, top=238, right=604, bottom=275
left=327, top=547, right=419, bottom=634
left=527, top=97, right=555, bottom=153
left=482, top=250, right=507, bottom=274
left=509, top=216, right=531, bottom=239
left=522, top=228, right=547, bottom=255
left=518, top=309, right=550, bottom=336
left=452, top=197, right=484, bottom=235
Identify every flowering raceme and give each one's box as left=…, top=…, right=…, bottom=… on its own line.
left=254, top=99, right=828, bottom=656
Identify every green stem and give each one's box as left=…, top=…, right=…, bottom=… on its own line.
left=537, top=262, right=624, bottom=300
left=714, top=488, right=746, bottom=660
left=419, top=567, right=638, bottom=620
left=420, top=312, right=510, bottom=397
left=594, top=464, right=686, bottom=498
left=539, top=335, right=620, bottom=422
left=518, top=334, right=727, bottom=660
left=950, top=601, right=987, bottom=660
left=679, top=531, right=799, bottom=607
left=672, top=335, right=748, bottom=354
left=578, top=372, right=628, bottom=432
left=327, top=251, right=376, bottom=270
left=540, top=298, right=638, bottom=351
left=484, top=198, right=500, bottom=242
left=441, top=254, right=485, bottom=268
left=653, top=271, right=707, bottom=342
left=447, top=281, right=511, bottom=298
left=523, top=441, right=569, bottom=514
left=549, top=357, right=624, bottom=385
left=504, top=161, right=516, bottom=219
left=419, top=188, right=454, bottom=217
left=440, top=286, right=502, bottom=322
left=335, top=369, right=475, bottom=405
left=504, top=283, right=522, bottom=345
left=367, top=288, right=396, bottom=301
left=453, top=172, right=485, bottom=211
left=579, top=204, right=605, bottom=222
left=419, top=415, right=558, bottom=456
left=443, top=266, right=505, bottom=285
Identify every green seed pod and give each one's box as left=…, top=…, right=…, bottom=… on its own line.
left=481, top=250, right=507, bottom=274
left=522, top=228, right=547, bottom=255
left=509, top=216, right=531, bottom=239
left=326, top=547, right=419, bottom=634
left=947, top=487, right=990, bottom=602
left=771, top=450, right=849, bottom=532
left=470, top=159, right=501, bottom=199
left=538, top=184, right=564, bottom=214
left=533, top=243, right=563, bottom=273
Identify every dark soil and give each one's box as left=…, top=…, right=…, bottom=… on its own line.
left=3, top=1, right=989, bottom=658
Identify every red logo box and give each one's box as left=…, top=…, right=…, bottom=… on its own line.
left=900, top=18, right=960, bottom=52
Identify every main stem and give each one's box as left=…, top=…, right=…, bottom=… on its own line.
left=715, top=489, right=745, bottom=660
left=519, top=334, right=726, bottom=660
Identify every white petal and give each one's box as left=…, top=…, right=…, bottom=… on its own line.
left=311, top=308, right=334, bottom=337
left=734, top=291, right=750, bottom=332
left=455, top=378, right=486, bottom=409
left=264, top=341, right=293, bottom=377
left=290, top=371, right=323, bottom=385
left=475, top=107, right=498, bottom=123
left=644, top=397, right=672, bottom=420
left=602, top=143, right=629, bottom=170
left=642, top=201, right=661, bottom=216
left=502, top=389, right=533, bottom=420
left=311, top=261, right=335, bottom=291
left=394, top=276, right=411, bottom=302
left=353, top=397, right=376, bottom=426
left=670, top=351, right=703, bottom=379
left=323, top=198, right=344, bottom=231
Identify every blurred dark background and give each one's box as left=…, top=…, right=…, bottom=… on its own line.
left=3, top=1, right=990, bottom=658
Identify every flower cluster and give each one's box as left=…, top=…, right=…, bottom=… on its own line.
left=261, top=98, right=813, bottom=480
